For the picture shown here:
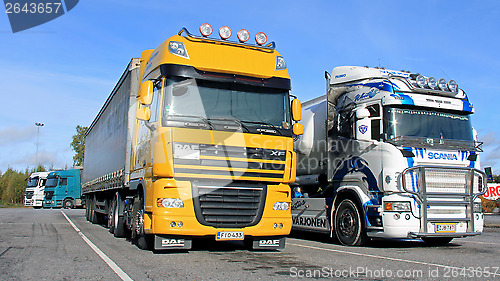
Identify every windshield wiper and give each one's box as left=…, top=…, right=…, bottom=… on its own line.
left=240, top=120, right=283, bottom=136
left=208, top=117, right=250, bottom=132
left=165, top=114, right=214, bottom=129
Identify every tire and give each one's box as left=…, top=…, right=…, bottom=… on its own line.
left=63, top=199, right=74, bottom=209
left=334, top=199, right=369, bottom=246
left=90, top=197, right=100, bottom=224
left=108, top=199, right=116, bottom=234
left=422, top=237, right=453, bottom=245
left=85, top=198, right=91, bottom=221
left=132, top=196, right=153, bottom=250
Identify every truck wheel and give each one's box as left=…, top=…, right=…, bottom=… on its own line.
left=113, top=198, right=126, bottom=238
left=132, top=196, right=153, bottom=250
left=334, top=199, right=368, bottom=246
left=63, top=199, right=74, bottom=209
left=422, top=237, right=453, bottom=245
left=90, top=198, right=100, bottom=224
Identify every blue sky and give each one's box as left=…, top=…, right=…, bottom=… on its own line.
left=1, top=0, right=499, bottom=173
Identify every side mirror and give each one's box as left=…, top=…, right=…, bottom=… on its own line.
left=293, top=123, right=304, bottom=135
left=139, top=80, right=154, bottom=105
left=291, top=99, right=302, bottom=121
left=136, top=107, right=151, bottom=121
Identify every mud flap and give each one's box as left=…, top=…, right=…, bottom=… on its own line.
left=251, top=237, right=286, bottom=250
left=154, top=235, right=192, bottom=250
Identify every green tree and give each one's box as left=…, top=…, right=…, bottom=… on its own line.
left=70, top=125, right=88, bottom=166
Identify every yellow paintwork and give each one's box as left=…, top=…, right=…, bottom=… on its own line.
left=131, top=30, right=295, bottom=239
left=143, top=33, right=289, bottom=81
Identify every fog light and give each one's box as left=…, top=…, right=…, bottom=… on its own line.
left=170, top=221, right=176, bottom=227
left=448, top=80, right=458, bottom=92
left=438, top=78, right=447, bottom=91
left=393, top=213, right=400, bottom=220
left=273, top=223, right=278, bottom=229
left=427, top=77, right=437, bottom=89
left=178, top=221, right=183, bottom=227
left=279, top=223, right=283, bottom=229
left=416, top=75, right=426, bottom=88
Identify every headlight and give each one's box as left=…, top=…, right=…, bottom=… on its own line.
left=427, top=77, right=437, bottom=89
left=416, top=75, right=426, bottom=88
left=237, top=29, right=250, bottom=42
left=255, top=32, right=267, bottom=45
left=219, top=26, right=232, bottom=40
left=384, top=202, right=411, bottom=212
left=273, top=202, right=290, bottom=211
left=438, top=78, right=447, bottom=91
left=168, top=41, right=189, bottom=59
left=473, top=202, right=482, bottom=213
left=275, top=56, right=286, bottom=70
left=448, top=80, right=458, bottom=92
left=157, top=198, right=184, bottom=208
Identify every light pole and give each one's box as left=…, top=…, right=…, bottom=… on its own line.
left=35, top=122, right=44, bottom=167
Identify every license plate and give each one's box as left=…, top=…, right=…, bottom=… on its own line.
left=216, top=231, right=244, bottom=241
left=435, top=223, right=456, bottom=233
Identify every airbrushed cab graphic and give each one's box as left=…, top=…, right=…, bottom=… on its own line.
left=292, top=66, right=486, bottom=245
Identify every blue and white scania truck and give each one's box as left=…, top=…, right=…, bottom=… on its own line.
left=292, top=66, right=486, bottom=245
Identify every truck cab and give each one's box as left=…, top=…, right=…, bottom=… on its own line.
left=293, top=66, right=485, bottom=245
left=24, top=172, right=49, bottom=209
left=44, top=168, right=83, bottom=208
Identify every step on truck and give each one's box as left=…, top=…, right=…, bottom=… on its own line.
left=83, top=24, right=303, bottom=251
left=24, top=171, right=49, bottom=209
left=44, top=168, right=84, bottom=209
left=292, top=66, right=486, bottom=245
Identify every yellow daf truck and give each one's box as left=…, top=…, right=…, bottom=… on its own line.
left=83, top=24, right=303, bottom=250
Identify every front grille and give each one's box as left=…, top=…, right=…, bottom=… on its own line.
left=401, top=166, right=486, bottom=233
left=173, top=143, right=287, bottom=182
left=45, top=191, right=54, bottom=200
left=192, top=182, right=266, bottom=228
left=25, top=191, right=34, bottom=199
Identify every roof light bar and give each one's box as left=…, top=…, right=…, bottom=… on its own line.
left=219, top=26, right=232, bottom=40
left=199, top=23, right=213, bottom=37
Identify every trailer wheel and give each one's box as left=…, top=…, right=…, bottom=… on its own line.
left=85, top=198, right=91, bottom=221
left=63, top=199, right=74, bottom=209
left=334, top=199, right=368, bottom=246
left=90, top=197, right=100, bottom=224
left=132, top=196, right=153, bottom=250
left=422, top=237, right=453, bottom=245
left=108, top=199, right=116, bottom=233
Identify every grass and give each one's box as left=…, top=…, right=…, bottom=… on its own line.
left=0, top=200, right=25, bottom=208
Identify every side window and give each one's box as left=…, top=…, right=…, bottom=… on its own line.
left=366, top=104, right=382, bottom=140
left=149, top=80, right=162, bottom=122
left=336, top=109, right=354, bottom=138
left=59, top=178, right=68, bottom=186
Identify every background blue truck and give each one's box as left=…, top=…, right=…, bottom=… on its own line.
left=43, top=168, right=85, bottom=209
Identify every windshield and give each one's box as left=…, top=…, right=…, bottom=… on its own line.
left=45, top=177, right=58, bottom=188
left=162, top=77, right=290, bottom=134
left=385, top=107, right=473, bottom=141
left=27, top=177, right=39, bottom=187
